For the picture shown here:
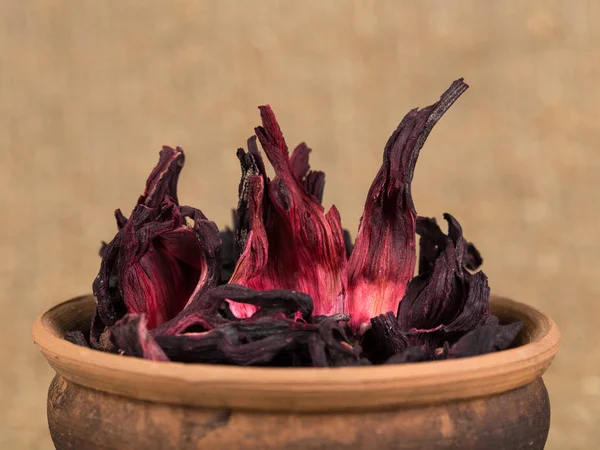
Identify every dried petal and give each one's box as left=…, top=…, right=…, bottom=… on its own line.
left=362, top=312, right=409, bottom=363
left=139, top=146, right=184, bottom=208
left=227, top=173, right=269, bottom=317
left=64, top=331, right=89, bottom=348
left=448, top=322, right=523, bottom=358
left=343, top=229, right=354, bottom=258
left=152, top=284, right=313, bottom=336
left=441, top=271, right=490, bottom=335
left=233, top=137, right=268, bottom=256
left=91, top=148, right=221, bottom=348
left=397, top=214, right=490, bottom=336
left=219, top=228, right=236, bottom=284
left=316, top=315, right=357, bottom=355
left=111, top=314, right=169, bottom=361
left=308, top=334, right=329, bottom=367
left=229, top=106, right=348, bottom=317
left=347, top=80, right=469, bottom=333
left=87, top=78, right=519, bottom=368
left=116, top=202, right=219, bottom=329
left=290, top=143, right=326, bottom=203
left=417, top=216, right=482, bottom=275
left=91, top=234, right=126, bottom=349
left=153, top=286, right=316, bottom=365
left=384, top=346, right=429, bottom=364
left=151, top=285, right=364, bottom=367
left=155, top=330, right=301, bottom=365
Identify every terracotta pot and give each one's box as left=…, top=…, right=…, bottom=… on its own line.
left=33, top=295, right=559, bottom=450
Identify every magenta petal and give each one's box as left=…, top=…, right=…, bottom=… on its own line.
left=246, top=105, right=348, bottom=316
left=228, top=175, right=268, bottom=317
left=226, top=142, right=270, bottom=317
left=347, top=79, right=469, bottom=333
left=226, top=107, right=347, bottom=318
left=289, top=143, right=311, bottom=181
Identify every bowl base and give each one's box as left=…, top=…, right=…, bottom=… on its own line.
left=48, top=375, right=550, bottom=450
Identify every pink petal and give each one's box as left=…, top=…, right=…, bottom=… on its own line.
left=233, top=106, right=348, bottom=317
left=347, top=79, right=469, bottom=333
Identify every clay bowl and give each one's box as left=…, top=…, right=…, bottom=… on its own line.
left=33, top=294, right=559, bottom=450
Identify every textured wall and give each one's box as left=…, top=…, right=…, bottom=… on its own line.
left=1, top=1, right=598, bottom=449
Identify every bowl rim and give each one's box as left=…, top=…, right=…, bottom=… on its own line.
left=32, top=294, right=560, bottom=412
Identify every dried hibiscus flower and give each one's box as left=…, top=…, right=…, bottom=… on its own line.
left=226, top=109, right=349, bottom=319
left=87, top=78, right=523, bottom=366
left=347, top=80, right=469, bottom=333
left=90, top=147, right=220, bottom=350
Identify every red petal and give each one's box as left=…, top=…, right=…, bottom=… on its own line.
left=228, top=175, right=268, bottom=317
left=347, top=80, right=468, bottom=333
left=118, top=204, right=203, bottom=328
left=92, top=149, right=221, bottom=341
left=140, top=146, right=184, bottom=208
left=229, top=106, right=348, bottom=317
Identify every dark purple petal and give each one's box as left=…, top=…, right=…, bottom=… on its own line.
left=448, top=322, right=523, bottom=358
left=91, top=234, right=126, bottom=349
left=154, top=331, right=302, bottom=365
left=115, top=209, right=128, bottom=230
left=362, top=312, right=409, bottom=363
left=347, top=79, right=469, bottom=333
left=64, top=331, right=89, bottom=348
left=219, top=228, right=236, bottom=284
left=289, top=142, right=326, bottom=204
left=221, top=284, right=314, bottom=319
left=397, top=242, right=464, bottom=332
left=111, top=314, right=169, bottom=361
left=155, top=305, right=317, bottom=366
left=303, top=171, right=326, bottom=204
left=308, top=334, right=329, bottom=367
left=384, top=346, right=429, bottom=364
left=139, top=146, right=184, bottom=208
left=91, top=148, right=221, bottom=346
left=482, top=314, right=500, bottom=327
left=150, top=285, right=363, bottom=367
left=152, top=284, right=313, bottom=336
left=343, top=229, right=354, bottom=258
left=441, top=271, right=490, bottom=335
left=398, top=214, right=489, bottom=336
left=416, top=216, right=447, bottom=275
left=316, top=314, right=359, bottom=357
left=416, top=215, right=482, bottom=275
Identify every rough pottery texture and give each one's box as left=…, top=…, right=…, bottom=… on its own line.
left=34, top=295, right=559, bottom=450
left=47, top=375, right=550, bottom=450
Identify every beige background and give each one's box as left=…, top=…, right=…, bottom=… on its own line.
left=1, top=1, right=599, bottom=448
